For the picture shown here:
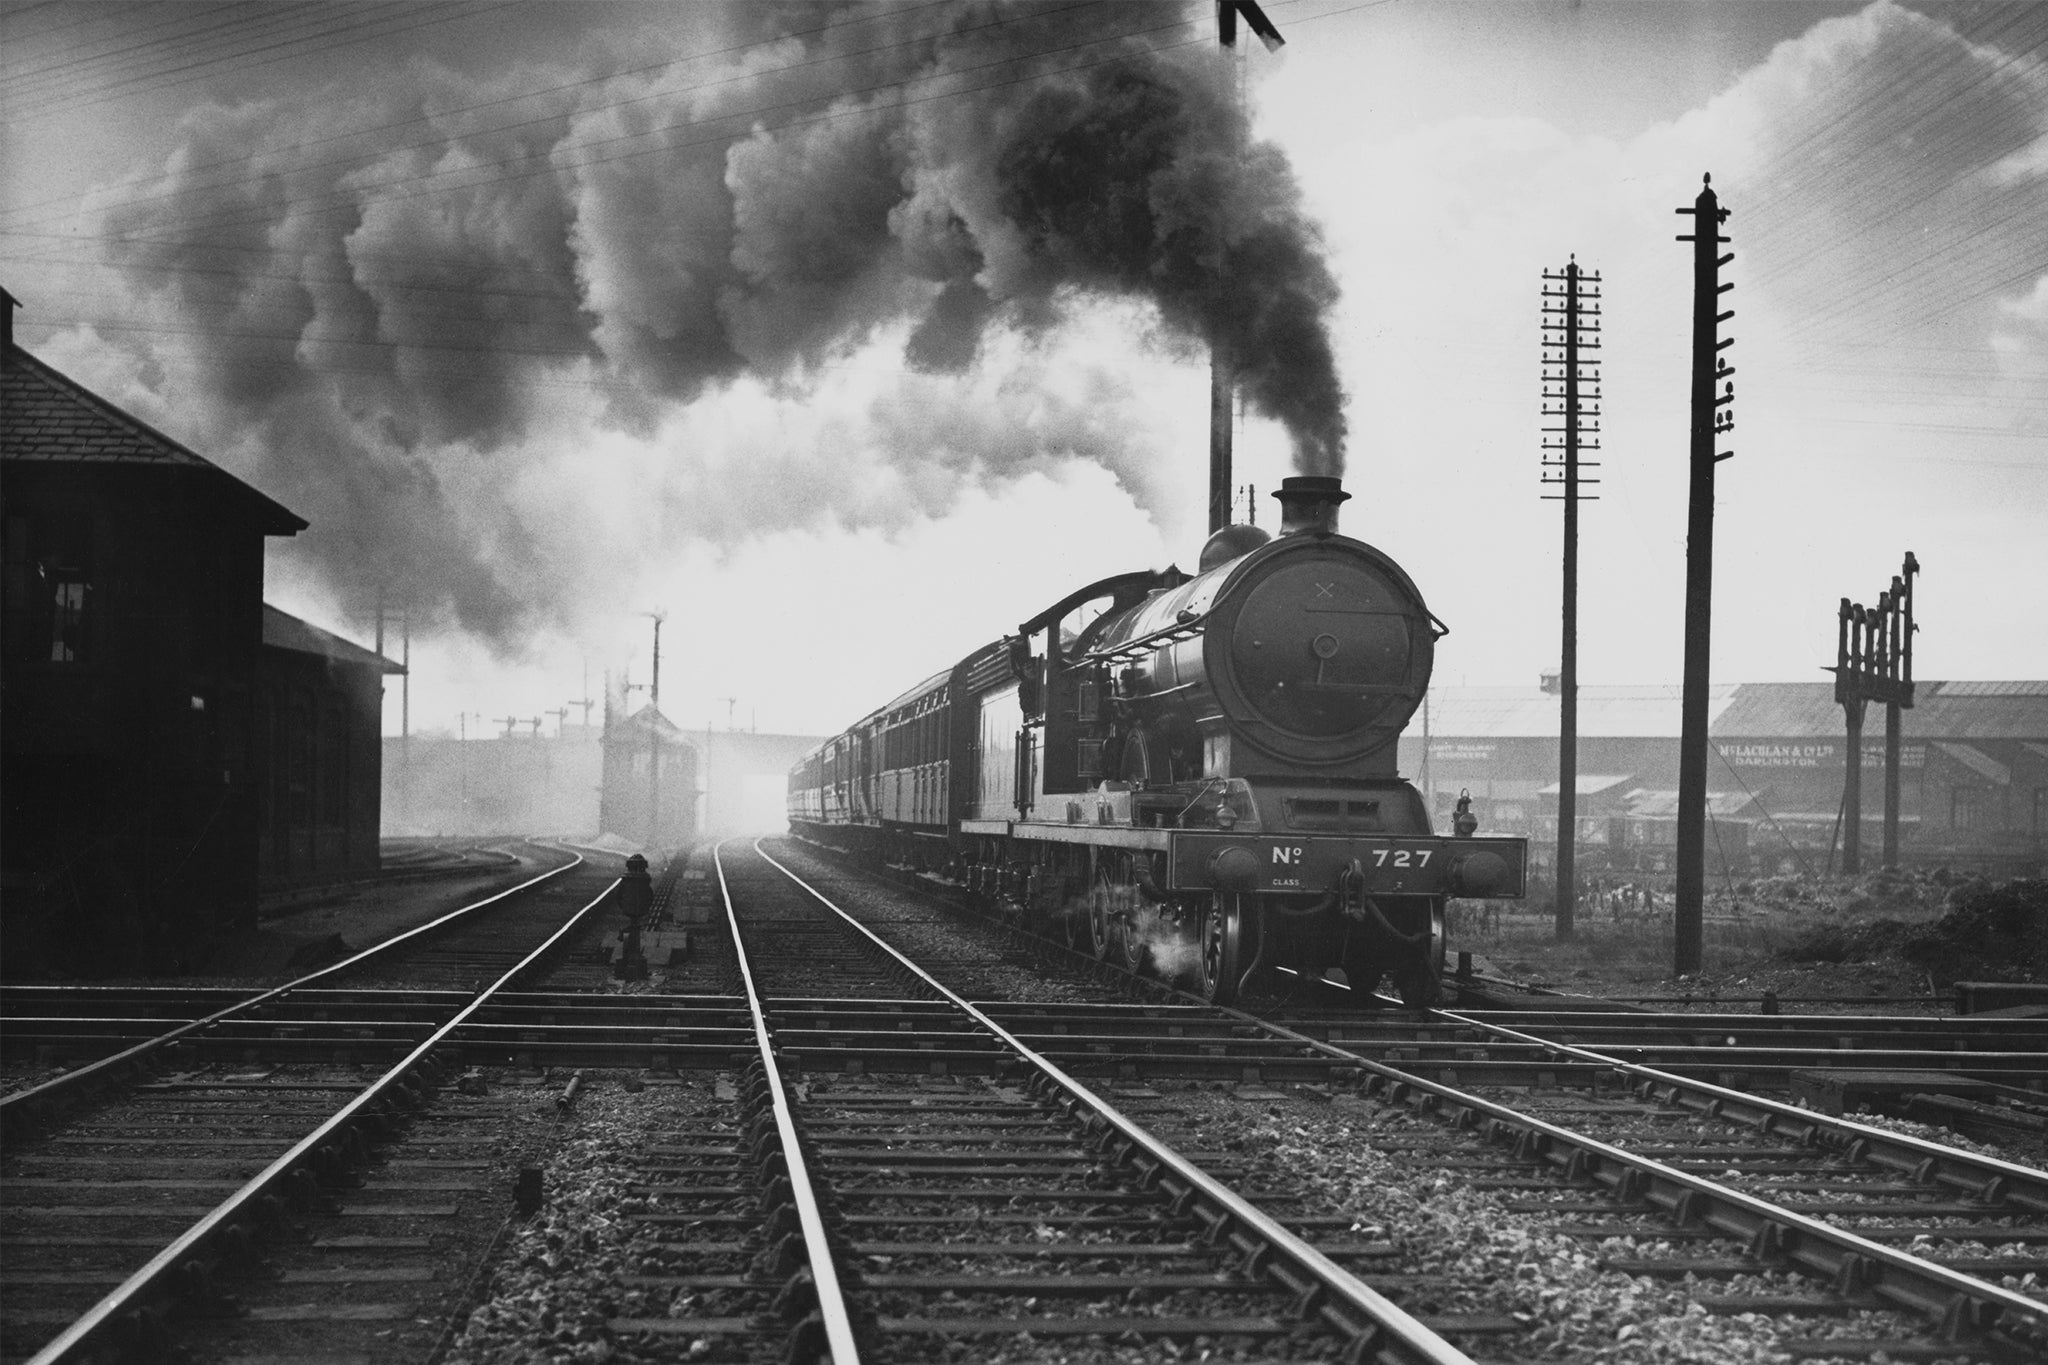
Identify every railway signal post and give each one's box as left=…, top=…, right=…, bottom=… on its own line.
left=1673, top=174, right=1736, bottom=977
left=1830, top=554, right=1918, bottom=872
left=1541, top=258, right=1602, bottom=939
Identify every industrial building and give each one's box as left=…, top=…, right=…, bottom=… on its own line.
left=1402, top=682, right=2048, bottom=878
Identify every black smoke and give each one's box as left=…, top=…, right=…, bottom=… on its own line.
left=82, top=0, right=1346, bottom=645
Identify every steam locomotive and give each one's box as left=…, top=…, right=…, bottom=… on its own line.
left=787, top=476, right=1527, bottom=1005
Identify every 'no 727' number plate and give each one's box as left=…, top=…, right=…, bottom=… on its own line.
left=1261, top=840, right=1444, bottom=890
left=1172, top=834, right=1528, bottom=897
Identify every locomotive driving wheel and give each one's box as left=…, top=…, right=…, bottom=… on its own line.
left=1197, top=891, right=1245, bottom=1005
left=1087, top=877, right=1130, bottom=966
left=1392, top=901, right=1448, bottom=1008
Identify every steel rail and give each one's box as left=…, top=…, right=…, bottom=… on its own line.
left=800, top=840, right=2048, bottom=1346
left=753, top=839, right=1475, bottom=1365
left=24, top=872, right=620, bottom=1365
left=710, top=841, right=864, bottom=1365
left=1432, top=1006, right=2048, bottom=1214
left=0, top=845, right=583, bottom=1140
left=1446, top=1004, right=2046, bottom=1037
left=1214, top=1002, right=2048, bottom=1352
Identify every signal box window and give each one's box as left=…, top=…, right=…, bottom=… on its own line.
left=3, top=512, right=93, bottom=665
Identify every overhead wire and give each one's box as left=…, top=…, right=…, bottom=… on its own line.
left=3, top=0, right=1373, bottom=335
left=4, top=0, right=1384, bottom=237
left=110, top=7, right=1216, bottom=252
left=1735, top=1, right=2039, bottom=220
left=1731, top=9, right=2048, bottom=333
left=0, top=4, right=1196, bottom=331
left=4, top=0, right=2039, bottom=464
left=5, top=1, right=523, bottom=124
left=0, top=0, right=209, bottom=55
left=3, top=2, right=1200, bottom=259
left=3, top=2, right=340, bottom=101
left=2, top=1, right=1219, bottom=344
left=0, top=0, right=1020, bottom=232
left=1726, top=15, right=2044, bottom=273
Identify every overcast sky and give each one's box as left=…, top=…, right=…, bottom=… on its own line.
left=3, top=0, right=2043, bottom=740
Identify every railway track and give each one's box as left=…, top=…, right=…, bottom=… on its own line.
left=600, top=838, right=1482, bottom=1362
left=760, top=837, right=2048, bottom=1361
left=0, top=843, right=627, bottom=1363
left=4, top=834, right=2044, bottom=1361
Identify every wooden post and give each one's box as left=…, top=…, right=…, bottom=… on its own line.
left=1673, top=174, right=1735, bottom=978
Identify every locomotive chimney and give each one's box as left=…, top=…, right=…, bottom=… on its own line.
left=1272, top=475, right=1349, bottom=537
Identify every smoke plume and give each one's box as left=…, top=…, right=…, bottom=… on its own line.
left=80, top=0, right=1344, bottom=645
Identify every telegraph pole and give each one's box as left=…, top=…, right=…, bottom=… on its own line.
left=1673, top=174, right=1736, bottom=977
left=567, top=659, right=597, bottom=752
left=644, top=611, right=667, bottom=850
left=1541, top=258, right=1602, bottom=940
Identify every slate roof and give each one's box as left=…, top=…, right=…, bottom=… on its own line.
left=2, top=341, right=305, bottom=534
left=262, top=605, right=405, bottom=674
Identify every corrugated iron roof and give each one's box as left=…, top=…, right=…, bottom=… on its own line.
left=3, top=343, right=305, bottom=534
left=262, top=605, right=405, bottom=674
left=1709, top=682, right=1841, bottom=736
left=1419, top=684, right=1738, bottom=738
left=1534, top=773, right=1637, bottom=796
left=1623, top=789, right=1760, bottom=818
left=1713, top=681, right=2048, bottom=739
left=1935, top=680, right=2048, bottom=697
left=1424, top=681, right=2046, bottom=741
